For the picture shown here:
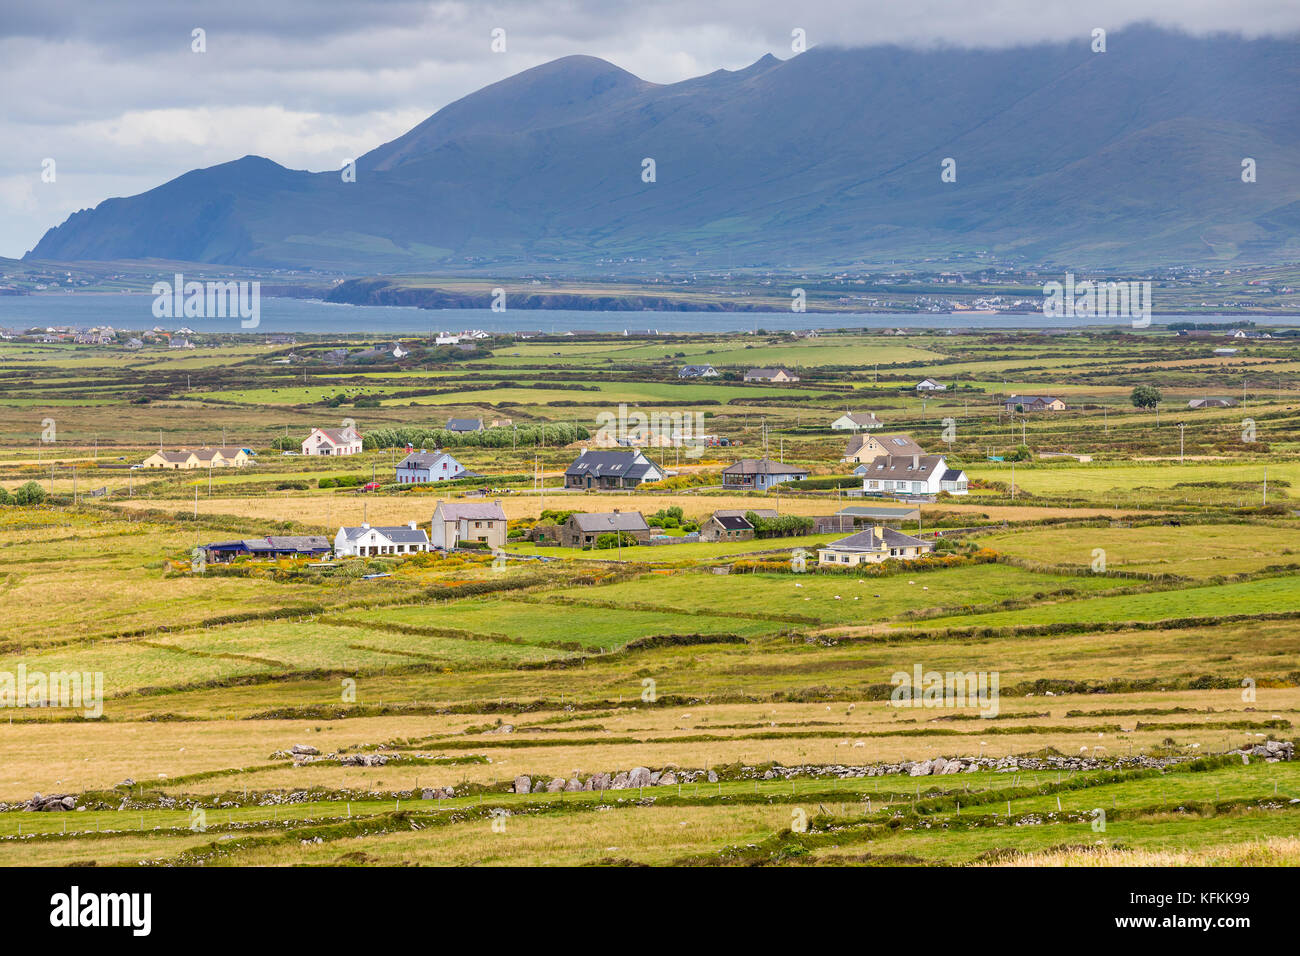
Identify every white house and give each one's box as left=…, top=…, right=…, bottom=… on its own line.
left=302, top=426, right=363, bottom=456
left=831, top=412, right=882, bottom=431
left=817, top=526, right=934, bottom=566
left=916, top=378, right=947, bottom=391
left=334, top=522, right=430, bottom=557
left=859, top=454, right=968, bottom=496
left=396, top=449, right=467, bottom=484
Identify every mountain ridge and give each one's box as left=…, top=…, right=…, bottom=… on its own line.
left=27, top=26, right=1300, bottom=270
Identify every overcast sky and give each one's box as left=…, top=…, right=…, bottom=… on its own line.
left=3, top=0, right=1297, bottom=259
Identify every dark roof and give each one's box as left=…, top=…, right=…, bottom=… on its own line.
left=1005, top=395, right=1062, bottom=405
left=721, top=459, right=809, bottom=476
left=941, top=469, right=963, bottom=482
left=711, top=514, right=752, bottom=531
left=445, top=418, right=484, bottom=432
left=565, top=449, right=660, bottom=481
left=204, top=536, right=330, bottom=554
left=569, top=512, right=649, bottom=533
left=823, top=527, right=930, bottom=552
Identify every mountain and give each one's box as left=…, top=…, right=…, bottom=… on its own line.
left=26, top=28, right=1300, bottom=271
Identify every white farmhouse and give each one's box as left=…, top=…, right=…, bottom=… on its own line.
left=302, top=426, right=363, bottom=456
left=333, top=522, right=430, bottom=557
left=831, top=412, right=882, bottom=431
left=859, top=454, right=968, bottom=496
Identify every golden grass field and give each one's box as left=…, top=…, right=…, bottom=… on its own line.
left=1, top=329, right=1298, bottom=868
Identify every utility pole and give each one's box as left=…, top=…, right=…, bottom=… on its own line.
left=1178, top=422, right=1185, bottom=464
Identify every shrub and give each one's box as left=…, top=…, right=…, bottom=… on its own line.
left=13, top=481, right=46, bottom=506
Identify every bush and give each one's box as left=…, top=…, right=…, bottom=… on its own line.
left=746, top=510, right=814, bottom=538
left=13, top=481, right=46, bottom=506
left=276, top=481, right=309, bottom=490
left=593, top=531, right=639, bottom=550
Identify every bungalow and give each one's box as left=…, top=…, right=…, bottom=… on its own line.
left=302, top=426, right=363, bottom=456
left=859, top=454, right=968, bottom=497
left=720, top=459, right=809, bottom=491
left=141, top=447, right=250, bottom=469
left=334, top=522, right=430, bottom=558
left=1004, top=395, right=1066, bottom=412
left=844, top=433, right=923, bottom=465
left=816, top=526, right=934, bottom=566
left=915, top=378, right=947, bottom=391
left=678, top=365, right=719, bottom=379
left=560, top=511, right=652, bottom=549
left=141, top=450, right=199, bottom=470
left=396, top=450, right=467, bottom=484
left=430, top=500, right=508, bottom=551
left=831, top=412, right=882, bottom=431
left=564, top=449, right=664, bottom=489
left=698, top=512, right=756, bottom=542
left=744, top=367, right=800, bottom=383
left=446, top=418, right=484, bottom=433
left=190, top=447, right=252, bottom=468
left=1188, top=397, right=1237, bottom=409
left=201, top=535, right=332, bottom=562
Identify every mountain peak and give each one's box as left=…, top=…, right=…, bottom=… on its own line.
left=362, top=54, right=653, bottom=172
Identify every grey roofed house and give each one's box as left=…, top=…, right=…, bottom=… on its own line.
left=203, top=535, right=331, bottom=558
left=678, top=364, right=718, bottom=378
left=834, top=412, right=882, bottom=428
left=1188, top=397, right=1237, bottom=409
left=564, top=448, right=663, bottom=487
left=398, top=450, right=452, bottom=469
left=858, top=454, right=946, bottom=480
left=721, top=459, right=808, bottom=476
left=569, top=511, right=650, bottom=533
left=445, top=418, right=484, bottom=432
left=338, top=524, right=429, bottom=544
left=824, top=526, right=930, bottom=553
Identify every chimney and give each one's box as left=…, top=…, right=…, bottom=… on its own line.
left=361, top=522, right=370, bottom=530
left=408, top=520, right=417, bottom=530
left=874, top=523, right=883, bottom=545
left=912, top=453, right=919, bottom=469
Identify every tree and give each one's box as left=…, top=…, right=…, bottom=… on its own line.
left=13, top=481, right=46, bottom=505
left=1131, top=385, right=1162, bottom=409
